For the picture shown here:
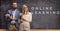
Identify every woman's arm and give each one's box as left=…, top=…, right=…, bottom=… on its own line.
left=22, top=12, right=32, bottom=22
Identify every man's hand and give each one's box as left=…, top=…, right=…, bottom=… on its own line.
left=9, top=16, right=16, bottom=20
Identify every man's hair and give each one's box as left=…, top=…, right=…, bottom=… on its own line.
left=11, top=2, right=17, bottom=5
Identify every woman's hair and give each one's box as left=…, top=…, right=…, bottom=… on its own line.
left=22, top=4, right=29, bottom=13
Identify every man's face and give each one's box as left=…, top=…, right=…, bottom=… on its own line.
left=12, top=3, right=17, bottom=9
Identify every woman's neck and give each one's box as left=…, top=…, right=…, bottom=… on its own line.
left=23, top=12, right=28, bottom=15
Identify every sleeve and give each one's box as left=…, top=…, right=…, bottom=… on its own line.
left=5, top=10, right=12, bottom=20
left=19, top=13, right=22, bottom=19
left=5, top=10, right=12, bottom=21
left=5, top=10, right=10, bottom=17
left=23, top=13, right=32, bottom=22
left=7, top=10, right=11, bottom=14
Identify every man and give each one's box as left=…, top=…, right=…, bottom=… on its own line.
left=5, top=2, right=20, bottom=31
left=19, top=4, right=32, bottom=31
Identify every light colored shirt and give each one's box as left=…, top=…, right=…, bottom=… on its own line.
left=20, top=12, right=32, bottom=31
left=12, top=9, right=17, bottom=19
left=11, top=9, right=17, bottom=24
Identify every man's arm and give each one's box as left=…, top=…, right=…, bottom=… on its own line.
left=5, top=14, right=14, bottom=20
left=5, top=10, right=16, bottom=20
left=8, top=15, right=14, bottom=20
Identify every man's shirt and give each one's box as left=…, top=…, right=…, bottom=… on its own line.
left=12, top=9, right=17, bottom=19
left=8, top=9, right=20, bottom=20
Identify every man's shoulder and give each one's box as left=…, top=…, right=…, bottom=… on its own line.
left=8, top=9, right=12, bottom=12
left=16, top=9, right=21, bottom=12
left=8, top=9, right=13, bottom=11
left=8, top=9, right=19, bottom=11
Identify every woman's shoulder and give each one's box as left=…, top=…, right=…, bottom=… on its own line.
left=28, top=12, right=32, bottom=15
left=28, top=12, right=32, bottom=14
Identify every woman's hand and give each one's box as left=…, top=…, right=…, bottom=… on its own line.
left=20, top=19, right=23, bottom=23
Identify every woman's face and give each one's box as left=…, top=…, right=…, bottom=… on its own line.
left=22, top=5, right=28, bottom=14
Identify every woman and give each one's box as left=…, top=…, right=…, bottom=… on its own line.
left=19, top=4, right=32, bottom=31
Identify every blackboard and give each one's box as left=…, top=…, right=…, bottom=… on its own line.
left=0, top=0, right=60, bottom=29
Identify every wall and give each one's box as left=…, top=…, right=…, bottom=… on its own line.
left=0, top=0, right=60, bottom=29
